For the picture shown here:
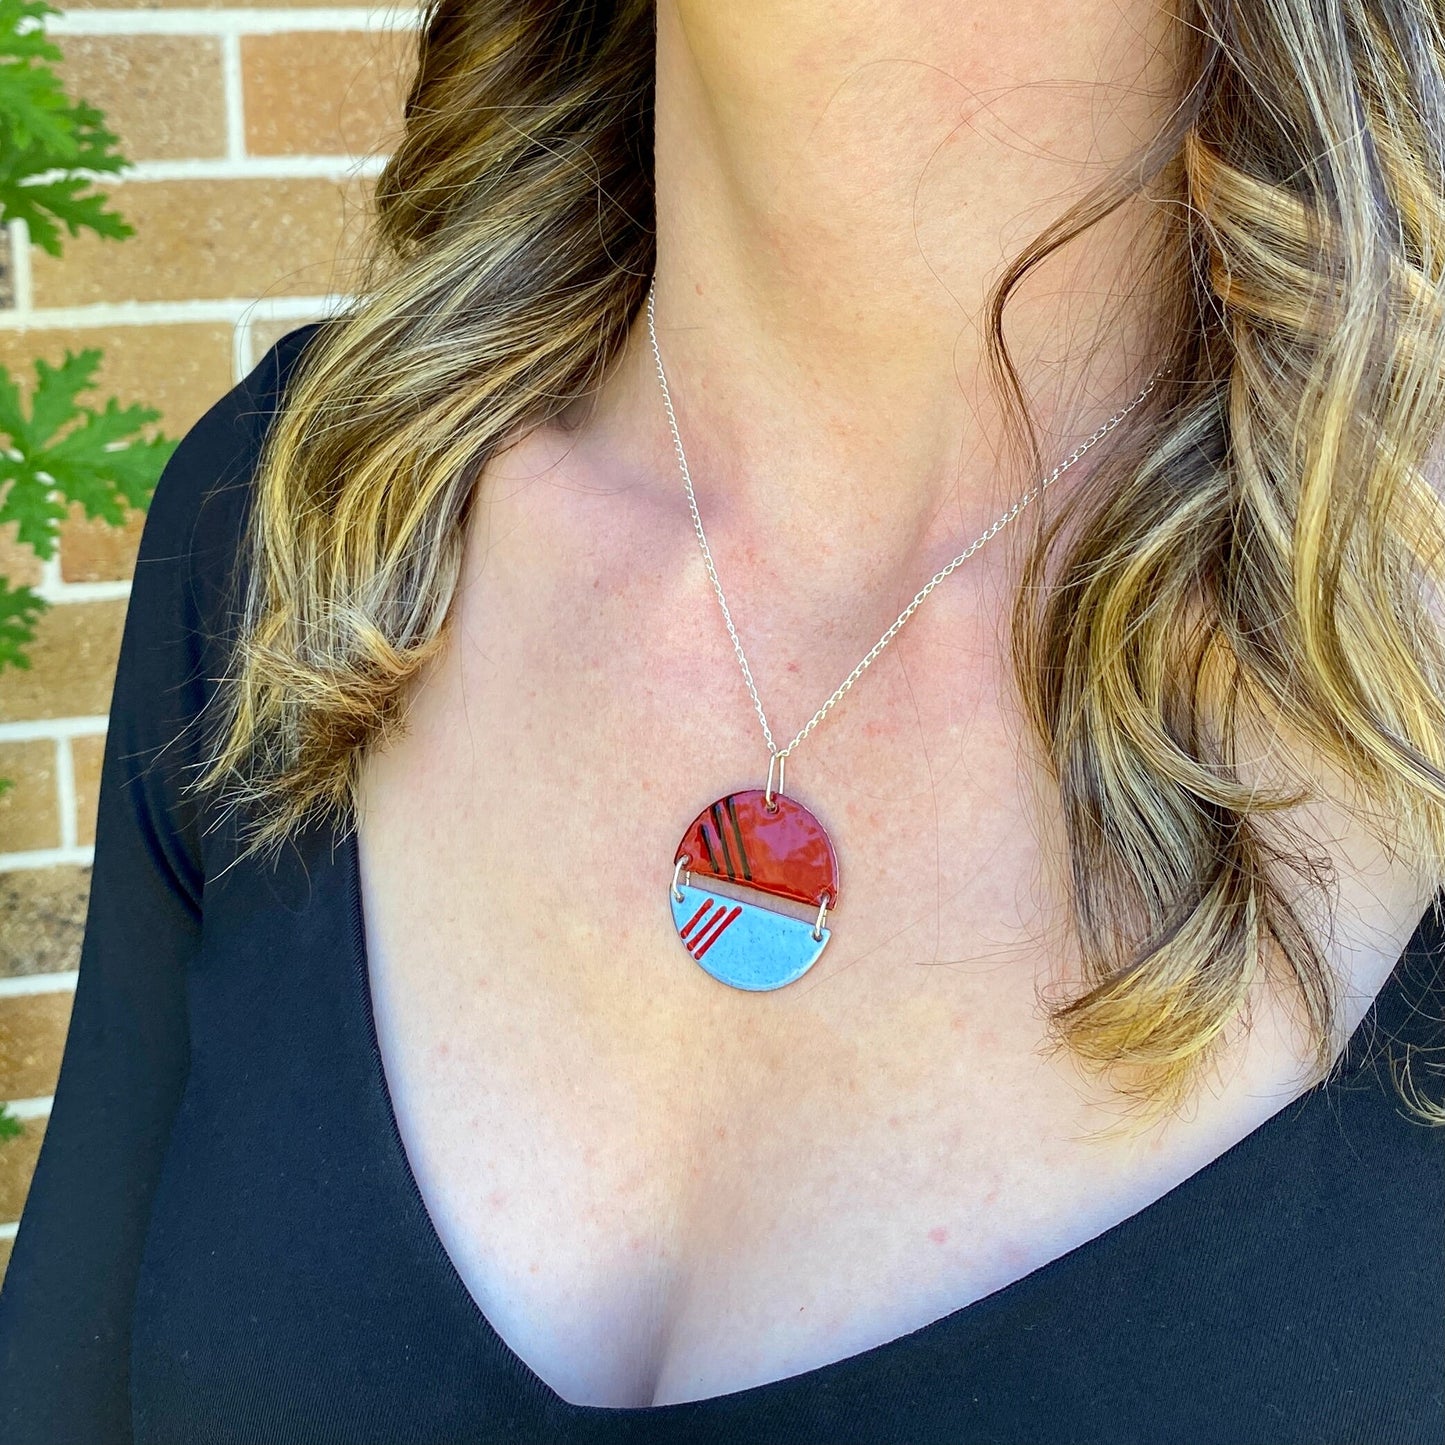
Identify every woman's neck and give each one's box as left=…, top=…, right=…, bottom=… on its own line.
left=576, top=0, right=1184, bottom=590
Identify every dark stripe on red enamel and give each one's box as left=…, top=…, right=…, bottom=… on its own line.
left=700, top=824, right=722, bottom=874
left=710, top=802, right=736, bottom=879
left=725, top=794, right=752, bottom=881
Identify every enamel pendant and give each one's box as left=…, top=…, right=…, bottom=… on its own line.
left=670, top=777, right=838, bottom=991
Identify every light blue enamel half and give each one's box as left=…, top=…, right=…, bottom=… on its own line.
left=669, top=882, right=830, bottom=991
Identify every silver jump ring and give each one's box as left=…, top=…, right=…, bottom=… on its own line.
left=672, top=854, right=690, bottom=902
left=811, top=891, right=830, bottom=943
left=764, top=752, right=786, bottom=810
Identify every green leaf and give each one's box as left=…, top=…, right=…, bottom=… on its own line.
left=0, top=0, right=66, bottom=57
left=0, top=0, right=133, bottom=248
left=0, top=1103, right=24, bottom=1142
left=0, top=354, right=177, bottom=560
left=0, top=577, right=45, bottom=669
left=0, top=174, right=133, bottom=256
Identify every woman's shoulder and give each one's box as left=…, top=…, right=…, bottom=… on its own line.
left=110, top=321, right=335, bottom=844
left=139, top=321, right=331, bottom=582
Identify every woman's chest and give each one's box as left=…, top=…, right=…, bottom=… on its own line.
left=354, top=828, right=1159, bottom=1410
left=345, top=458, right=1439, bottom=1408
left=349, top=598, right=1425, bottom=1411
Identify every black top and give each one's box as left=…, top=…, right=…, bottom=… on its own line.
left=1, top=323, right=1442, bottom=1445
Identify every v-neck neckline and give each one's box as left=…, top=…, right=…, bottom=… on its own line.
left=339, top=823, right=1430, bottom=1418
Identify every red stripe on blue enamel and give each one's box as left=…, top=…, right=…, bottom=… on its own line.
left=691, top=904, right=742, bottom=959
left=679, top=900, right=712, bottom=940
left=669, top=884, right=829, bottom=991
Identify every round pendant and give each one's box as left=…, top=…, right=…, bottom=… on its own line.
left=670, top=789, right=839, bottom=991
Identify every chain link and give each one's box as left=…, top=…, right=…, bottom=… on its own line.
left=646, top=276, right=1167, bottom=764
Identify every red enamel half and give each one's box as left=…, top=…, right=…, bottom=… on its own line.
left=675, top=789, right=839, bottom=909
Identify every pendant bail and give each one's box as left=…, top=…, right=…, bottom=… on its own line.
left=764, top=751, right=786, bottom=811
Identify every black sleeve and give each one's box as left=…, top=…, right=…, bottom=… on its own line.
left=0, top=326, right=323, bottom=1444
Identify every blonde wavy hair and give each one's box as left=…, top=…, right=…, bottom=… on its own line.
left=196, top=0, right=1445, bottom=1127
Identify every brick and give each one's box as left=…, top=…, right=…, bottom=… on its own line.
left=0, top=1113, right=46, bottom=1223
left=0, top=992, right=74, bottom=1100
left=243, top=29, right=412, bottom=158
left=60, top=505, right=146, bottom=586
left=29, top=176, right=376, bottom=308
left=0, top=323, right=235, bottom=447
left=0, top=867, right=90, bottom=977
left=53, top=34, right=226, bottom=161
left=0, top=325, right=233, bottom=582
left=0, top=521, right=42, bottom=590
left=70, top=734, right=106, bottom=850
left=0, top=600, right=126, bottom=723
left=0, top=743, right=59, bottom=855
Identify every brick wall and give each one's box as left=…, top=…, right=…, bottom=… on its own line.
left=0, top=0, right=417, bottom=1286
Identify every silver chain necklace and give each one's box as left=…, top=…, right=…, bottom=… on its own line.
left=650, top=274, right=1166, bottom=991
